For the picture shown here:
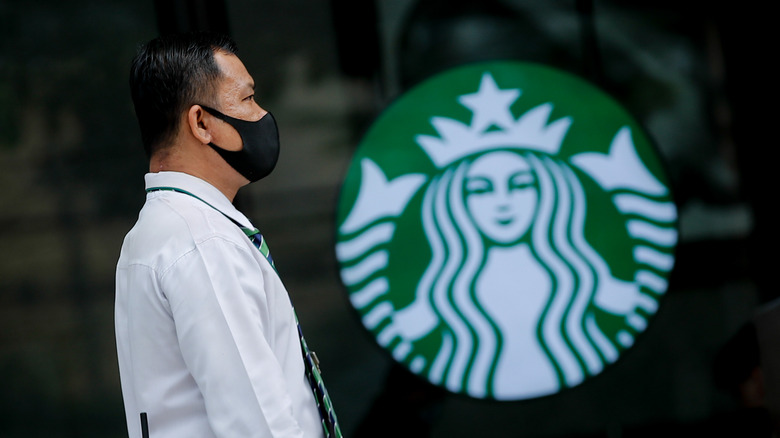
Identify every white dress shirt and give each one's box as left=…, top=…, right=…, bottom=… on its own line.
left=115, top=171, right=323, bottom=438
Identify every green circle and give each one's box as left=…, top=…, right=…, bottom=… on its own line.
left=335, top=61, right=676, bottom=401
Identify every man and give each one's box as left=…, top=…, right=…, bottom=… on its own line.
left=115, top=32, right=338, bottom=437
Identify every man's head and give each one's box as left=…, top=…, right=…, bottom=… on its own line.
left=129, top=32, right=238, bottom=157
left=130, top=32, right=275, bottom=199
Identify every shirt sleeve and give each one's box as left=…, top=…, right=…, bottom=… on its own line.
left=160, top=234, right=306, bottom=437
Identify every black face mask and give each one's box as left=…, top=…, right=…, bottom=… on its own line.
left=200, top=105, right=280, bottom=182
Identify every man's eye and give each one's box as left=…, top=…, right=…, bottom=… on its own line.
left=244, top=95, right=255, bottom=102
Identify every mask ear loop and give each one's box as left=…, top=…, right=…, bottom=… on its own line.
left=199, top=104, right=272, bottom=141
left=197, top=104, right=244, bottom=146
left=197, top=104, right=248, bottom=151
left=198, top=104, right=226, bottom=120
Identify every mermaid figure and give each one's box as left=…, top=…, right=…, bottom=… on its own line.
left=336, top=72, right=676, bottom=400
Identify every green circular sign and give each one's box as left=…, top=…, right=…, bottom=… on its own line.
left=335, top=61, right=677, bottom=400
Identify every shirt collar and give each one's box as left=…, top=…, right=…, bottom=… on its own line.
left=144, top=171, right=254, bottom=228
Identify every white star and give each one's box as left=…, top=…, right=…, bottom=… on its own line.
left=458, top=72, right=521, bottom=132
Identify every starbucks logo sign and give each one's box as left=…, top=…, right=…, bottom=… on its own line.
left=335, top=62, right=677, bottom=400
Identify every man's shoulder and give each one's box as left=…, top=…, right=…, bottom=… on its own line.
left=118, top=193, right=244, bottom=271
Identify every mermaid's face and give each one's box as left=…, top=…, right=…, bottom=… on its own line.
left=464, top=152, right=538, bottom=244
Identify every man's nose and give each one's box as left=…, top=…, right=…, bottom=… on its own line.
left=254, top=104, right=268, bottom=121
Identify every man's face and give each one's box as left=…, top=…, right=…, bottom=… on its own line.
left=207, top=51, right=267, bottom=151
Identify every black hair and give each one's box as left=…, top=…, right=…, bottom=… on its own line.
left=129, top=32, right=238, bottom=157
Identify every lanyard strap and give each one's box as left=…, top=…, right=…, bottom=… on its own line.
left=147, top=187, right=275, bottom=268
left=146, top=186, right=260, bottom=237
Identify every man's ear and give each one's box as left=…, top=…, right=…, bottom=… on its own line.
left=186, top=105, right=213, bottom=145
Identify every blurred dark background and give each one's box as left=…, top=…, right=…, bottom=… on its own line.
left=0, top=0, right=775, bottom=436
